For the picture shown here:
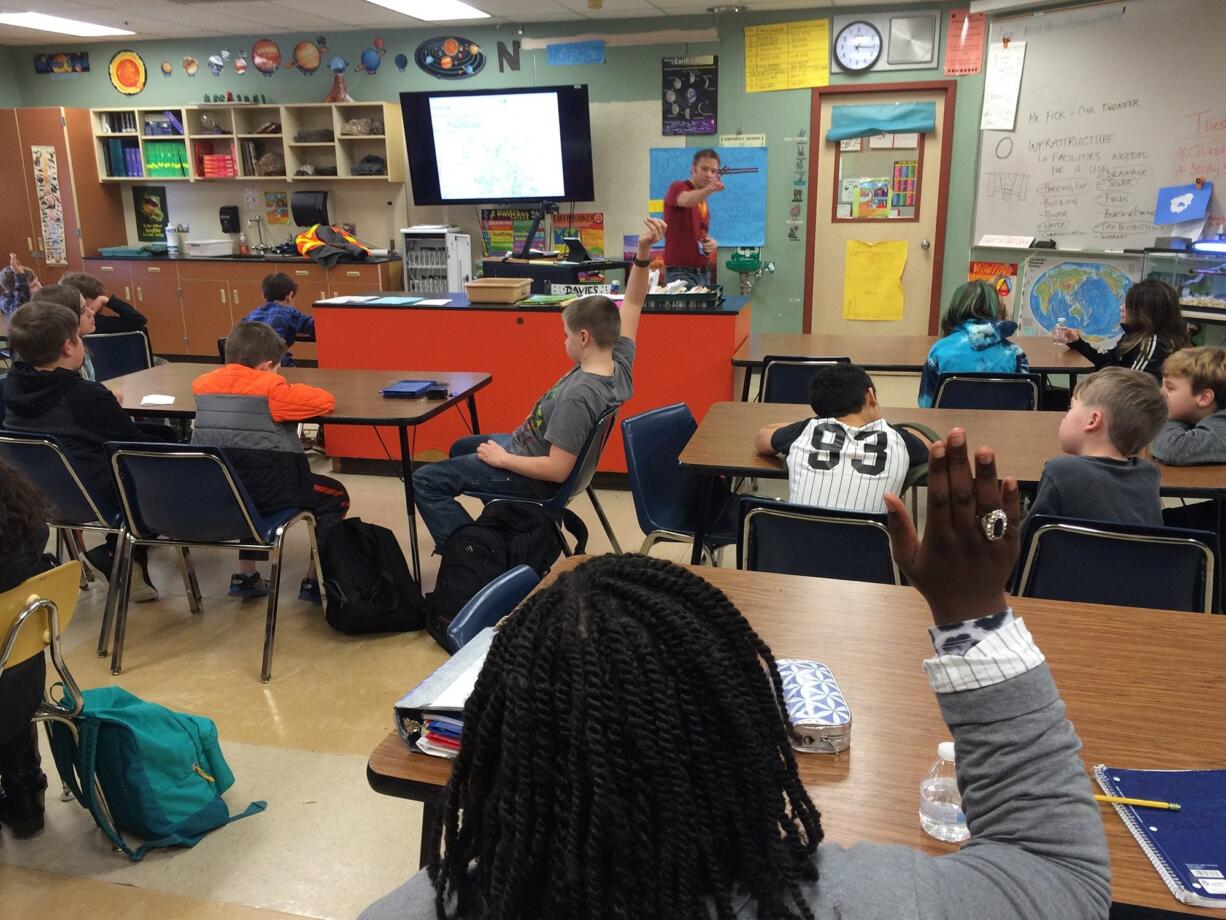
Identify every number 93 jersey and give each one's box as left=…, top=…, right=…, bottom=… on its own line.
left=774, top=417, right=913, bottom=513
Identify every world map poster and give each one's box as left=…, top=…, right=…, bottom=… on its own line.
left=1016, top=254, right=1142, bottom=347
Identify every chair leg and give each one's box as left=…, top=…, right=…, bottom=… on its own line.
left=260, top=537, right=286, bottom=683
left=305, top=516, right=328, bottom=610
left=109, top=536, right=137, bottom=675
left=555, top=521, right=573, bottom=558
left=60, top=530, right=90, bottom=589
left=586, top=487, right=622, bottom=554
left=638, top=533, right=662, bottom=556
left=96, top=528, right=129, bottom=658
left=179, top=547, right=202, bottom=614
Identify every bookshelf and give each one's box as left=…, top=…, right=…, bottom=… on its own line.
left=90, top=101, right=403, bottom=184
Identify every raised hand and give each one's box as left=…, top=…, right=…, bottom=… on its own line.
left=638, top=217, right=667, bottom=250
left=883, top=428, right=1021, bottom=625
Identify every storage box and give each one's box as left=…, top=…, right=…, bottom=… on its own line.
left=644, top=284, right=725, bottom=311
left=464, top=277, right=532, bottom=304
left=186, top=239, right=236, bottom=257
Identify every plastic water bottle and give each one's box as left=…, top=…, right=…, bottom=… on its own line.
left=1052, top=317, right=1067, bottom=344
left=919, top=742, right=969, bottom=842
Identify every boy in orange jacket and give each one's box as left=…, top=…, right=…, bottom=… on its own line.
left=192, top=321, right=349, bottom=601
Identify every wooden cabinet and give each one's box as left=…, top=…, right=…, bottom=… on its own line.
left=0, top=110, right=38, bottom=269
left=83, top=259, right=134, bottom=302
left=325, top=262, right=395, bottom=298
left=179, top=278, right=235, bottom=356
left=131, top=263, right=188, bottom=355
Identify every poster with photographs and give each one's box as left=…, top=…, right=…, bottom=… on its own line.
left=31, top=146, right=67, bottom=265
left=662, top=55, right=717, bottom=136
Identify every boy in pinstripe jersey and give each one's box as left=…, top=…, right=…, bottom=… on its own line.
left=755, top=363, right=928, bottom=512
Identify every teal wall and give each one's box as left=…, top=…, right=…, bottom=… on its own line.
left=4, top=4, right=986, bottom=333
left=0, top=46, right=20, bottom=106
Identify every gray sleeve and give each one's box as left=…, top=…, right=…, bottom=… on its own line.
left=1027, top=466, right=1063, bottom=520
left=1150, top=419, right=1222, bottom=465
left=613, top=336, right=636, bottom=374
left=808, top=665, right=1111, bottom=919
left=359, top=867, right=438, bottom=920
left=541, top=386, right=602, bottom=456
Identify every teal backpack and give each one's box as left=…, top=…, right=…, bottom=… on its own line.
left=48, top=686, right=265, bottom=860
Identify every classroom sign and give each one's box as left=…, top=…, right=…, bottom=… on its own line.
left=648, top=146, right=768, bottom=248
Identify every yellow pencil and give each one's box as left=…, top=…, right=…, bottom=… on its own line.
left=1095, top=794, right=1180, bottom=811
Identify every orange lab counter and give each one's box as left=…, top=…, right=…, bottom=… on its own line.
left=313, top=294, right=752, bottom=473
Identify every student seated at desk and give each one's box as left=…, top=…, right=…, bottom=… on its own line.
left=1053, top=279, right=1189, bottom=381
left=361, top=430, right=1111, bottom=920
left=60, top=271, right=148, bottom=335
left=754, top=362, right=928, bottom=511
left=3, top=301, right=162, bottom=601
left=192, top=321, right=348, bottom=601
left=412, top=218, right=662, bottom=551
left=1, top=253, right=40, bottom=317
left=1029, top=367, right=1166, bottom=525
left=918, top=281, right=1029, bottom=408
left=242, top=272, right=316, bottom=367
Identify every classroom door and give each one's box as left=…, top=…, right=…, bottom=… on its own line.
left=804, top=84, right=954, bottom=335
left=0, top=110, right=39, bottom=268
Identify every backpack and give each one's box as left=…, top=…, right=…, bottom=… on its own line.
left=47, top=686, right=265, bottom=861
left=320, top=517, right=426, bottom=634
left=426, top=502, right=588, bottom=647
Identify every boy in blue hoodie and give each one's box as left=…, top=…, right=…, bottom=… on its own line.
left=918, top=281, right=1028, bottom=407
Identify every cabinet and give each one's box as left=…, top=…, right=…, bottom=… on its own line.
left=179, top=277, right=236, bottom=356
left=131, top=263, right=188, bottom=355
left=88, top=260, right=135, bottom=302
left=402, top=227, right=472, bottom=294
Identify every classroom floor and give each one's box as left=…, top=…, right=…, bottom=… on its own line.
left=0, top=453, right=751, bottom=920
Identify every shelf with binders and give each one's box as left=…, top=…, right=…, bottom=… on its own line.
left=97, top=135, right=145, bottom=180
left=143, top=137, right=191, bottom=179
left=191, top=137, right=239, bottom=180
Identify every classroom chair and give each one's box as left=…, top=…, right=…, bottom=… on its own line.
left=467, top=405, right=622, bottom=555
left=933, top=372, right=1043, bottom=410
left=445, top=564, right=539, bottom=653
left=621, top=403, right=738, bottom=564
left=0, top=561, right=118, bottom=823
left=737, top=496, right=900, bottom=585
left=0, top=371, right=7, bottom=426
left=760, top=355, right=851, bottom=404
left=107, top=442, right=325, bottom=682
left=1015, top=515, right=1219, bottom=614
left=84, top=331, right=152, bottom=382
left=217, top=337, right=227, bottom=363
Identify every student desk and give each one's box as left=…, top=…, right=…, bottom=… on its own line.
left=103, top=362, right=491, bottom=580
left=732, top=333, right=1094, bottom=400
left=365, top=558, right=1226, bottom=916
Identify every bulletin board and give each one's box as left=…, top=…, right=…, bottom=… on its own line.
left=649, top=145, right=768, bottom=247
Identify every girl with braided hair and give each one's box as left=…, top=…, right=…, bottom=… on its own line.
left=364, top=429, right=1111, bottom=920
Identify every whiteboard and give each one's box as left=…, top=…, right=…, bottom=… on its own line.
left=973, top=0, right=1226, bottom=250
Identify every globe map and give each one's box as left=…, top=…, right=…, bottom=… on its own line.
left=1027, top=260, right=1132, bottom=339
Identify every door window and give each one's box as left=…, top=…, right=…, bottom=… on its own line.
left=832, top=132, right=925, bottom=222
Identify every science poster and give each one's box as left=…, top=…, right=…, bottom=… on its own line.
left=662, top=56, right=717, bottom=136
left=132, top=185, right=169, bottom=242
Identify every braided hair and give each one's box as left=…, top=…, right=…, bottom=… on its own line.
left=430, top=553, right=823, bottom=920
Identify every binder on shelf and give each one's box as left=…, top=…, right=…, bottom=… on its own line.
left=1094, top=765, right=1226, bottom=908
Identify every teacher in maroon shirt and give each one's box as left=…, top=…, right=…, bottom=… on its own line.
left=663, top=149, right=723, bottom=288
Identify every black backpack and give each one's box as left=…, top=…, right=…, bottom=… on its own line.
left=425, top=502, right=587, bottom=648
left=320, top=518, right=426, bottom=634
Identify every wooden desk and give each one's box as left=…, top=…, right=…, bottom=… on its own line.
left=105, top=363, right=492, bottom=579
left=679, top=401, right=1226, bottom=564
left=366, top=558, right=1226, bottom=916
left=732, top=333, right=1094, bottom=400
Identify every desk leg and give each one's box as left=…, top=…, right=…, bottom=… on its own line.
left=740, top=367, right=755, bottom=402
left=690, top=475, right=714, bottom=565
left=418, top=797, right=442, bottom=869
left=399, top=425, right=422, bottom=583
left=466, top=394, right=481, bottom=435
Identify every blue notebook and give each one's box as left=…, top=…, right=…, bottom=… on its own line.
left=381, top=379, right=435, bottom=399
left=1094, top=765, right=1226, bottom=908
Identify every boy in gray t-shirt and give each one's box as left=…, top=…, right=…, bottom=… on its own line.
left=413, top=218, right=664, bottom=550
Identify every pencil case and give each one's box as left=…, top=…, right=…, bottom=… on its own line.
left=775, top=659, right=852, bottom=754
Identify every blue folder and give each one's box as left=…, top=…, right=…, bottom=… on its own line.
left=1094, top=765, right=1226, bottom=908
left=381, top=380, right=435, bottom=399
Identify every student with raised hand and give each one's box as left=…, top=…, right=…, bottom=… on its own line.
left=361, top=430, right=1110, bottom=920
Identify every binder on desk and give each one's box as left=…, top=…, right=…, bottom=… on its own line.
left=393, top=626, right=493, bottom=757
left=1094, top=765, right=1226, bottom=908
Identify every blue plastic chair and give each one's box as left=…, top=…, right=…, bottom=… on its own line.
left=468, top=406, right=622, bottom=555
left=445, top=564, right=539, bottom=654
left=622, top=403, right=738, bottom=563
left=760, top=355, right=851, bottom=404
left=108, top=442, right=325, bottom=682
left=84, top=332, right=152, bottom=382
left=933, top=372, right=1042, bottom=410
left=1015, top=515, right=1219, bottom=613
left=737, top=496, right=900, bottom=585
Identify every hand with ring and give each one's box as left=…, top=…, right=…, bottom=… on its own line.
left=883, top=428, right=1021, bottom=626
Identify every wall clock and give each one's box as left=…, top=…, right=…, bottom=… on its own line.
left=834, top=20, right=883, bottom=73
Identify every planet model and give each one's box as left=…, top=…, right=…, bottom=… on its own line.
left=329, top=55, right=348, bottom=73
left=233, top=52, right=248, bottom=75
left=183, top=56, right=198, bottom=76
left=252, top=39, right=281, bottom=75
left=109, top=50, right=147, bottom=95
left=394, top=53, right=408, bottom=71
left=357, top=46, right=384, bottom=74
left=207, top=50, right=230, bottom=76
left=160, top=61, right=173, bottom=77
left=288, top=40, right=323, bottom=75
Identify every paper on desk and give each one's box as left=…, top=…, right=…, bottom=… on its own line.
left=843, top=240, right=907, bottom=322
left=415, top=298, right=452, bottom=306
left=140, top=394, right=175, bottom=406
left=317, top=295, right=379, bottom=305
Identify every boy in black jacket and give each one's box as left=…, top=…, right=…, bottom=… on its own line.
left=3, top=300, right=160, bottom=600
left=59, top=270, right=148, bottom=335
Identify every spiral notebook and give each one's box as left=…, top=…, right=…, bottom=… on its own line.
left=1094, top=765, right=1226, bottom=908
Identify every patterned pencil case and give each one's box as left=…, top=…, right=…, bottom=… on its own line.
left=775, top=659, right=852, bottom=754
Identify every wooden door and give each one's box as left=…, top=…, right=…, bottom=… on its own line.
left=132, top=263, right=188, bottom=356
left=16, top=107, right=83, bottom=274
left=0, top=110, right=38, bottom=270
left=179, top=278, right=235, bottom=356
left=804, top=83, right=955, bottom=335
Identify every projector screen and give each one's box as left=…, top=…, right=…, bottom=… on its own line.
left=401, top=85, right=595, bottom=206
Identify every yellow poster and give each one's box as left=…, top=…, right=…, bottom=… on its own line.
left=843, top=240, right=908, bottom=321
left=745, top=19, right=830, bottom=93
